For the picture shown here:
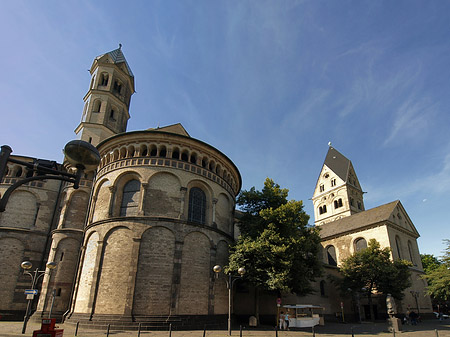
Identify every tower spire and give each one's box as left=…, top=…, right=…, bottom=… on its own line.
left=312, top=147, right=365, bottom=225
left=74, top=47, right=135, bottom=146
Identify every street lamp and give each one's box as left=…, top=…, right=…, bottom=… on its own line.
left=410, top=291, right=420, bottom=315
left=0, top=140, right=100, bottom=212
left=20, top=261, right=57, bottom=334
left=213, top=265, right=246, bottom=336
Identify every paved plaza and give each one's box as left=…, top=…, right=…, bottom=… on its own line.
left=0, top=319, right=449, bottom=337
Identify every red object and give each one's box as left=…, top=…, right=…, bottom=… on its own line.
left=277, top=298, right=282, bottom=305
left=32, top=318, right=64, bottom=337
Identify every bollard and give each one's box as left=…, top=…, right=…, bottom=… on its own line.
left=203, top=325, right=206, bottom=337
left=351, top=326, right=354, bottom=337
left=106, top=323, right=111, bottom=337
left=275, top=325, right=278, bottom=337
left=312, top=325, right=315, bottom=337
left=169, top=323, right=172, bottom=337
left=435, top=329, right=439, bottom=337
left=138, top=322, right=141, bottom=337
left=240, top=325, right=243, bottom=337
left=392, top=328, right=395, bottom=337
left=75, top=321, right=79, bottom=336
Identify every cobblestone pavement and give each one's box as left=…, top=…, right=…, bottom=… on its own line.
left=0, top=319, right=449, bottom=337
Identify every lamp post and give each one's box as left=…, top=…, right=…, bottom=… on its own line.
left=0, top=140, right=100, bottom=212
left=213, top=265, right=245, bottom=336
left=410, top=291, right=420, bottom=315
left=20, top=261, right=57, bottom=334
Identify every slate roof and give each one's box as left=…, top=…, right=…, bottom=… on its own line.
left=95, top=45, right=134, bottom=77
left=318, top=200, right=400, bottom=239
left=147, top=123, right=190, bottom=137
left=324, top=147, right=352, bottom=182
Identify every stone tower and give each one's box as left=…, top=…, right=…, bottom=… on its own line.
left=35, top=46, right=134, bottom=321
left=75, top=45, right=135, bottom=146
left=312, top=146, right=365, bottom=226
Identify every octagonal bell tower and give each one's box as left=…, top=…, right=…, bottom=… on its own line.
left=75, top=44, right=135, bottom=146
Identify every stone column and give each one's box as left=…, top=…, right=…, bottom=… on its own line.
left=124, top=237, right=141, bottom=316
left=89, top=240, right=104, bottom=318
left=108, top=186, right=116, bottom=217
left=138, top=183, right=147, bottom=216
left=179, top=187, right=187, bottom=219
left=170, top=240, right=184, bottom=314
left=212, top=198, right=218, bottom=228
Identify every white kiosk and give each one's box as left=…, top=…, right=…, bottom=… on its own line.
left=283, top=305, right=325, bottom=328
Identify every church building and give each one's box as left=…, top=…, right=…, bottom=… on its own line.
left=0, top=47, right=432, bottom=329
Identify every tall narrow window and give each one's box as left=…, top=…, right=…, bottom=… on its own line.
left=120, top=180, right=141, bottom=216
left=319, top=185, right=324, bottom=192
left=188, top=187, right=206, bottom=224
left=408, top=241, right=415, bottom=265
left=320, top=280, right=326, bottom=296
left=327, top=246, right=337, bottom=266
left=331, top=179, right=336, bottom=187
left=395, top=236, right=402, bottom=259
left=100, top=73, right=109, bottom=86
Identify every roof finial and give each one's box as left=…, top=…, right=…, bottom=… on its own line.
left=328, top=141, right=332, bottom=147
left=119, top=43, right=122, bottom=50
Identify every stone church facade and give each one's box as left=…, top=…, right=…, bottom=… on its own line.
left=0, top=47, right=432, bottom=328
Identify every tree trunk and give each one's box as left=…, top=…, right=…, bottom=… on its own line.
left=368, top=292, right=375, bottom=322
left=254, top=287, right=260, bottom=325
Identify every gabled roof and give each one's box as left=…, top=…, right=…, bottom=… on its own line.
left=147, top=123, right=190, bottom=137
left=323, top=146, right=351, bottom=182
left=95, top=45, right=134, bottom=78
left=319, top=200, right=419, bottom=239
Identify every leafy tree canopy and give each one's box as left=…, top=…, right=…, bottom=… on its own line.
left=340, top=239, right=411, bottom=301
left=228, top=178, right=322, bottom=295
left=421, top=254, right=441, bottom=274
left=423, top=239, right=450, bottom=301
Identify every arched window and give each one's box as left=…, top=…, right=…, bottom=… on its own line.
left=113, top=80, right=122, bottom=94
left=354, top=238, right=367, bottom=252
left=395, top=236, right=402, bottom=259
left=120, top=180, right=141, bottom=216
left=100, top=73, right=109, bottom=86
left=326, top=245, right=337, bottom=266
left=159, top=147, right=166, bottom=158
left=14, top=166, right=23, bottom=177
left=93, top=100, right=102, bottom=112
left=319, top=205, right=327, bottom=214
left=172, top=149, right=180, bottom=159
left=320, top=280, right=326, bottom=296
left=188, top=187, right=206, bottom=224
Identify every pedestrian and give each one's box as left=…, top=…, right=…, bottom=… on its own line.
left=285, top=310, right=290, bottom=330
left=409, top=311, right=418, bottom=325
left=279, top=311, right=285, bottom=330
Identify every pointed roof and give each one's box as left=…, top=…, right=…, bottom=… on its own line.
left=95, top=44, right=134, bottom=78
left=323, top=146, right=352, bottom=182
left=147, top=123, right=190, bottom=137
left=319, top=200, right=419, bottom=239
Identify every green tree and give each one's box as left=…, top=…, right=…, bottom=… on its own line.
left=421, top=254, right=441, bottom=274
left=423, top=240, right=450, bottom=302
left=340, top=239, right=411, bottom=321
left=228, top=178, right=322, bottom=320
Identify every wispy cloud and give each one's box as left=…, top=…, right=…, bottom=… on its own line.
left=383, top=95, right=433, bottom=146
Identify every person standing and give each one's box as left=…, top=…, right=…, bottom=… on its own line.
left=279, top=311, right=285, bottom=330
left=285, top=310, right=290, bottom=330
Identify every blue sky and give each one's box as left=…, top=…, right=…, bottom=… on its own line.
left=1, top=1, right=449, bottom=258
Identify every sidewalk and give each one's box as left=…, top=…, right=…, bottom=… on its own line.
left=0, top=319, right=449, bottom=337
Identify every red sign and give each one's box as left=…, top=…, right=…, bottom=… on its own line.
left=277, top=298, right=281, bottom=305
